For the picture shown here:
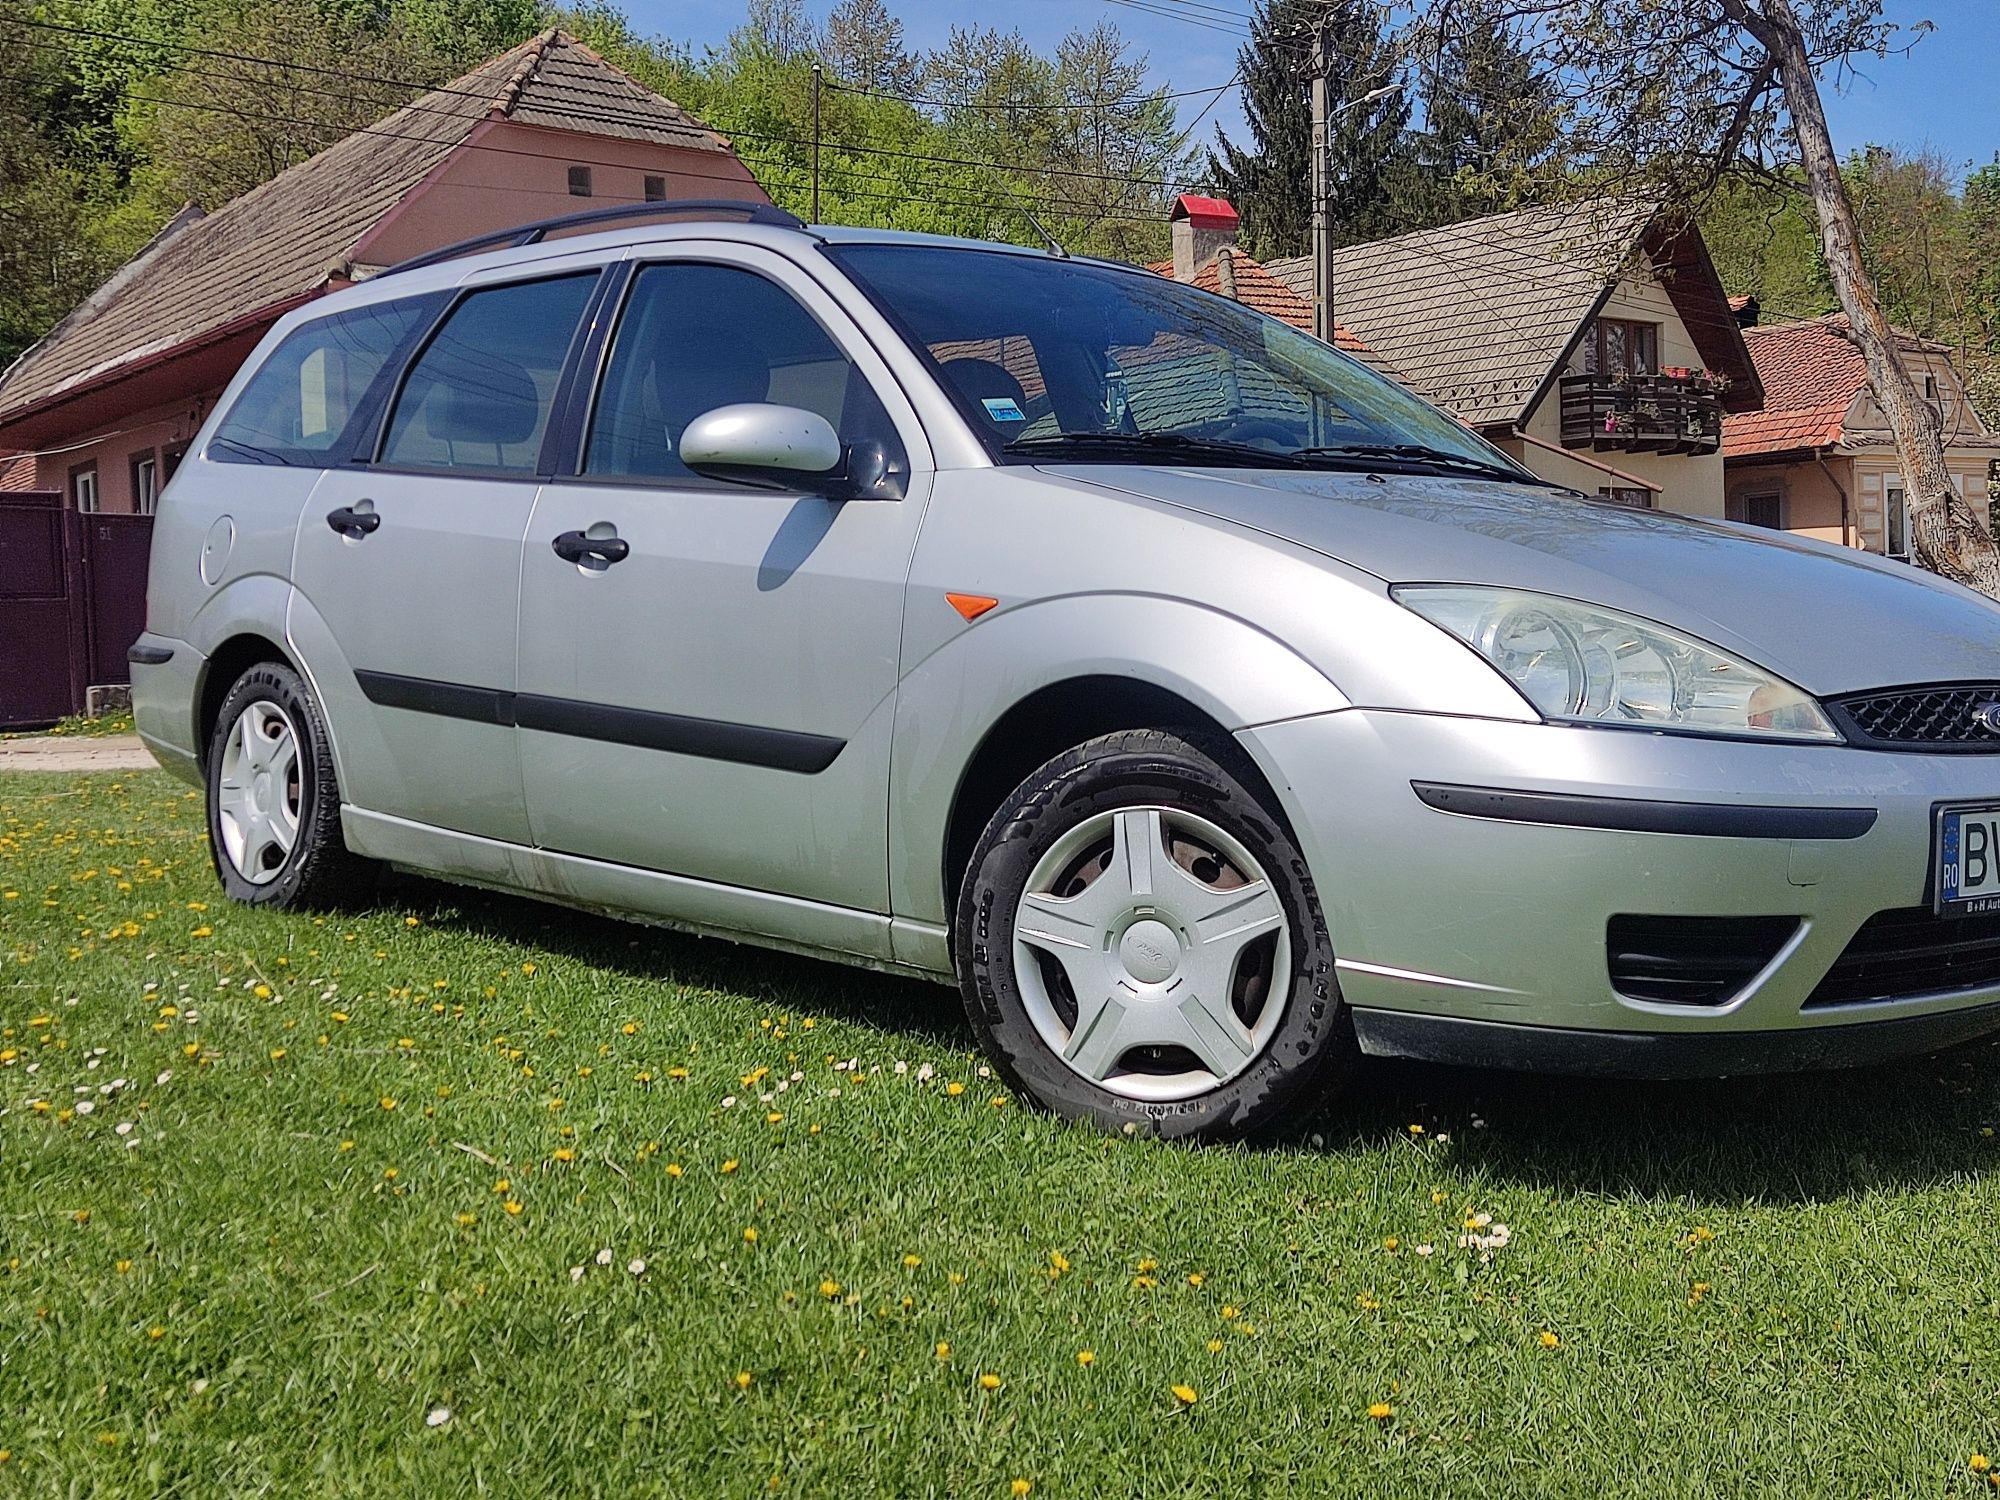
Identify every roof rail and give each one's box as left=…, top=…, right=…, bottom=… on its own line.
left=378, top=200, right=809, bottom=278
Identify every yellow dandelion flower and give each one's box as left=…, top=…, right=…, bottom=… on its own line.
left=1011, top=1481, right=1033, bottom=1497
left=147, top=1326, right=165, bottom=1340
left=253, top=984, right=272, bottom=1000
left=820, top=1279, right=841, bottom=1298
left=1972, top=1456, right=1991, bottom=1474
left=945, top=1081, right=965, bottom=1097
left=455, top=1212, right=477, bottom=1227
left=503, top=1199, right=524, bottom=1216
left=1368, top=1403, right=1393, bottom=1420
left=191, top=925, right=212, bottom=938
left=1076, top=1349, right=1095, bottom=1366
left=1383, top=1238, right=1398, bottom=1251
left=1187, top=1272, right=1205, bottom=1287
left=935, top=1341, right=951, bottom=1360
left=978, top=1373, right=1002, bottom=1391
left=766, top=1111, right=783, bottom=1124
left=491, top=1178, right=510, bottom=1194
left=1171, top=1384, right=1198, bottom=1406
left=382, top=1167, right=398, bottom=1181
left=1050, top=1250, right=1071, bottom=1274
left=1539, top=1330, right=1560, bottom=1349
left=744, top=1228, right=759, bottom=1244
left=902, top=1253, right=921, bottom=1268
left=339, top=1139, right=356, bottom=1152
left=116, top=1260, right=133, bottom=1274
left=1221, top=1305, right=1239, bottom=1320
left=1136, top=1257, right=1158, bottom=1273
left=331, top=1011, right=350, bottom=1024
left=269, top=1048, right=286, bottom=1061
left=665, top=1163, right=684, bottom=1178
left=1431, top=1190, right=1447, bottom=1205
left=1406, top=1123, right=1424, bottom=1135
left=1207, top=1338, right=1224, bottom=1352
left=734, top=1371, right=753, bottom=1390
left=721, top=1158, right=739, bottom=1174
left=552, top=1148, right=575, bottom=1163
left=379, top=1096, right=396, bottom=1111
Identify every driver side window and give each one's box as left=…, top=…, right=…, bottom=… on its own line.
left=585, top=262, right=903, bottom=483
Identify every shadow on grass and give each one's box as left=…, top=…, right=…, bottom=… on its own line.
left=389, top=871, right=1999, bottom=1205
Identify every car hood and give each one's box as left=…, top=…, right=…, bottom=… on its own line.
left=1054, top=464, right=2000, bottom=697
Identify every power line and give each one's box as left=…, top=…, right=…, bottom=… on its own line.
left=822, top=75, right=1237, bottom=113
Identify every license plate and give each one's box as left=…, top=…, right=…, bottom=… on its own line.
left=1936, top=803, right=2000, bottom=916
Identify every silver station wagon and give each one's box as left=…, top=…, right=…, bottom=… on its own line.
left=131, top=201, right=2000, bottom=1140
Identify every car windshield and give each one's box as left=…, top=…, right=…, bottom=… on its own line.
left=826, top=243, right=1532, bottom=479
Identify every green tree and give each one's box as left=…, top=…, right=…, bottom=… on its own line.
left=1404, top=0, right=1557, bottom=225
left=1208, top=0, right=1410, bottom=259
left=821, top=0, right=917, bottom=94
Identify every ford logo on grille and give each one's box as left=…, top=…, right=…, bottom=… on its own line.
left=1974, top=701, right=2000, bottom=735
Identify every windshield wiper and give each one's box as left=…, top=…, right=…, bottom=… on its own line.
left=1286, top=442, right=1541, bottom=483
left=209, top=435, right=291, bottom=466
left=1004, top=431, right=1303, bottom=467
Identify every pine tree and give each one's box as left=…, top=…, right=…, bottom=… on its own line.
left=1406, top=1, right=1558, bottom=224
left=1207, top=0, right=1410, bottom=259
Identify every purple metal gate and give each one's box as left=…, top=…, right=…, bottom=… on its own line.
left=0, top=490, right=153, bottom=730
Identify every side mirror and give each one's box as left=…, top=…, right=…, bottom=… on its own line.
left=680, top=403, right=844, bottom=492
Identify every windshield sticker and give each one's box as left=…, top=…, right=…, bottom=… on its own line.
left=981, top=397, right=1026, bottom=422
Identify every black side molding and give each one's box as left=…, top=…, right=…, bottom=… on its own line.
left=353, top=669, right=844, bottom=774
left=1411, top=781, right=1877, bottom=841
left=127, top=643, right=175, bottom=666
left=1349, top=1001, right=2000, bottom=1080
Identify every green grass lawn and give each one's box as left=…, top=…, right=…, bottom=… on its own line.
left=4, top=769, right=1999, bottom=1497
left=0, top=710, right=135, bottom=741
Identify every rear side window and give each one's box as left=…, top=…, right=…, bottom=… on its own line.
left=585, top=262, right=903, bottom=483
left=211, top=299, right=431, bottom=465
left=380, top=274, right=597, bottom=476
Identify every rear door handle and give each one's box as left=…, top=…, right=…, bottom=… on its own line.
left=551, top=530, right=629, bottom=565
left=326, top=505, right=380, bottom=538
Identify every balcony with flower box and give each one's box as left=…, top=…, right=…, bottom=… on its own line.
left=1559, top=369, right=1727, bottom=455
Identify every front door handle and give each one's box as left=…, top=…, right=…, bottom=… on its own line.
left=326, top=505, right=380, bottom=539
left=551, top=530, right=630, bottom=566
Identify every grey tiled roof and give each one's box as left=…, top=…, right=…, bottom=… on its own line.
left=0, top=31, right=724, bottom=425
left=1265, top=201, right=1656, bottom=428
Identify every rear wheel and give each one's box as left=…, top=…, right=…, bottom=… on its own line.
left=954, top=728, right=1349, bottom=1140
left=205, top=661, right=377, bottom=908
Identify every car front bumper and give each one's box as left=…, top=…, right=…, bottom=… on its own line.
left=1236, top=708, right=2000, bottom=1074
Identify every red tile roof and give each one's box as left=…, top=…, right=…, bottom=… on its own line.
left=0, top=451, right=34, bottom=490
left=1143, top=251, right=1401, bottom=378
left=1722, top=313, right=1969, bottom=458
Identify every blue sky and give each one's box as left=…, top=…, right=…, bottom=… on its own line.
left=624, top=0, right=1998, bottom=181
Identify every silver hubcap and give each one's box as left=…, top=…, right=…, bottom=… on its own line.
left=1013, top=805, right=1291, bottom=1103
left=216, top=700, right=302, bottom=884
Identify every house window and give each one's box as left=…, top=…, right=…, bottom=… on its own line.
left=131, top=451, right=160, bottom=515
left=1585, top=318, right=1660, bottom=378
left=1885, top=481, right=1910, bottom=561
left=1596, top=486, right=1652, bottom=508
left=1727, top=490, right=1783, bottom=529
left=1924, top=374, right=1939, bottom=400
left=70, top=463, right=99, bottom=513
left=643, top=174, right=667, bottom=202
left=567, top=165, right=593, bottom=197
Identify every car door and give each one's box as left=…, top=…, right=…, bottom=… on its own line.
left=516, top=246, right=932, bottom=928
left=291, top=264, right=604, bottom=844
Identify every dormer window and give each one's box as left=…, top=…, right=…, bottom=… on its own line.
left=1584, top=318, right=1659, bottom=377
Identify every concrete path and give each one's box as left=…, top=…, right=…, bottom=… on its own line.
left=0, top=734, right=159, bottom=773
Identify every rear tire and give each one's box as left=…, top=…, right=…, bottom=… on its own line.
left=205, top=661, right=377, bottom=909
left=954, top=728, right=1350, bottom=1141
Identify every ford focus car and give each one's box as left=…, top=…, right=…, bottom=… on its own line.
left=130, top=201, right=2000, bottom=1140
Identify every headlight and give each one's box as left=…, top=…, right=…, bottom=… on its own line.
left=1393, top=586, right=1840, bottom=742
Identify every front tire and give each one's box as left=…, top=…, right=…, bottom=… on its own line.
left=954, top=728, right=1348, bottom=1141
left=205, top=661, right=377, bottom=909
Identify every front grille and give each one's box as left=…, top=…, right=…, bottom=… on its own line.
left=1805, top=904, right=2000, bottom=1007
left=1826, top=684, right=2000, bottom=751
left=1607, top=915, right=1799, bottom=1006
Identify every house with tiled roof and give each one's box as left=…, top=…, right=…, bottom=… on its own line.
left=1265, top=202, right=1762, bottom=515
left=1147, top=197, right=1406, bottom=384
left=1722, top=312, right=1999, bottom=558
left=0, top=29, right=765, bottom=510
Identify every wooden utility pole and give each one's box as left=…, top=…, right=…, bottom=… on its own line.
left=1309, top=25, right=1332, bottom=343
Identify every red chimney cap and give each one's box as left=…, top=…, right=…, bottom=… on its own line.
left=1173, top=194, right=1239, bottom=228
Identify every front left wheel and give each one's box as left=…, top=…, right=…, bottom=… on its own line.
left=205, top=660, right=377, bottom=908
left=954, top=728, right=1350, bottom=1141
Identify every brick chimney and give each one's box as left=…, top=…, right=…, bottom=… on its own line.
left=1171, top=194, right=1240, bottom=282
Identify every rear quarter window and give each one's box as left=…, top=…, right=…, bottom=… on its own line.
left=210, top=298, right=434, bottom=465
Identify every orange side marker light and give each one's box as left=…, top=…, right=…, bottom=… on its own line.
left=946, top=592, right=999, bottom=622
